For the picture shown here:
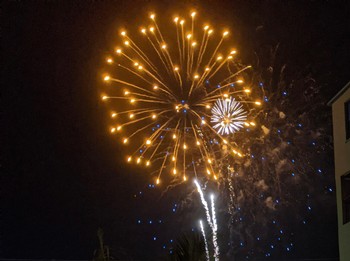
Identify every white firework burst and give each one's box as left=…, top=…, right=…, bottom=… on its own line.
left=211, top=97, right=247, bottom=135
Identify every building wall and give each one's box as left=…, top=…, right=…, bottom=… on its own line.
left=331, top=86, right=350, bottom=261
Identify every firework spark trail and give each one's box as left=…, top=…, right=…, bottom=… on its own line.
left=194, top=180, right=213, bottom=229
left=195, top=180, right=220, bottom=261
left=211, top=194, right=220, bottom=260
left=199, top=220, right=210, bottom=261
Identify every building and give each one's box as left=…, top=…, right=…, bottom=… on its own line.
left=328, top=81, right=350, bottom=261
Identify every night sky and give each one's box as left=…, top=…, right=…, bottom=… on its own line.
left=3, top=1, right=350, bottom=260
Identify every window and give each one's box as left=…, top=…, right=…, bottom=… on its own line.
left=342, top=172, right=350, bottom=224
left=345, top=100, right=350, bottom=140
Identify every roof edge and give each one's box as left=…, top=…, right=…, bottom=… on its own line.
left=327, top=81, right=350, bottom=106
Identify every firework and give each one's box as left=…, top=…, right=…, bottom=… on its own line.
left=102, top=11, right=261, bottom=184
left=210, top=194, right=219, bottom=260
left=194, top=180, right=213, bottom=229
left=211, top=97, right=247, bottom=135
left=195, top=180, right=220, bottom=261
left=199, top=220, right=210, bottom=261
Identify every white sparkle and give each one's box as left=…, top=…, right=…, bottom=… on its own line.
left=211, top=97, right=247, bottom=135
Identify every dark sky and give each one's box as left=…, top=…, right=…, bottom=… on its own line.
left=2, top=1, right=350, bottom=260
